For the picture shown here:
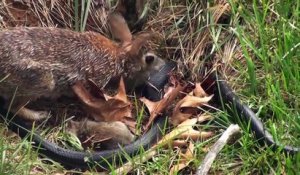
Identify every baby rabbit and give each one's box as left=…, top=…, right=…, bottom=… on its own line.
left=67, top=119, right=135, bottom=149
left=0, top=12, right=164, bottom=121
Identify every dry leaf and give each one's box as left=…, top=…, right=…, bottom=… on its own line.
left=194, top=82, right=208, bottom=97
left=72, top=81, right=103, bottom=108
left=105, top=77, right=129, bottom=103
left=180, top=95, right=213, bottom=108
left=171, top=92, right=213, bottom=126
left=169, top=142, right=195, bottom=174
left=92, top=100, right=132, bottom=122
left=172, top=140, right=188, bottom=147
left=72, top=78, right=132, bottom=122
left=140, top=80, right=185, bottom=131
left=87, top=79, right=106, bottom=99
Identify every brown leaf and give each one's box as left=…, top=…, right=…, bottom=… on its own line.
left=161, top=115, right=214, bottom=174
left=139, top=97, right=159, bottom=116
left=141, top=79, right=185, bottom=131
left=90, top=100, right=132, bottom=122
left=171, top=92, right=213, bottom=126
left=72, top=81, right=104, bottom=109
left=169, top=142, right=195, bottom=175
left=87, top=79, right=106, bottom=99
left=171, top=140, right=188, bottom=148
left=72, top=78, right=132, bottom=122
left=114, top=115, right=214, bottom=174
left=180, top=95, right=213, bottom=108
left=100, top=77, right=132, bottom=121
left=105, top=77, right=128, bottom=103
left=182, top=141, right=195, bottom=159
left=194, top=82, right=208, bottom=97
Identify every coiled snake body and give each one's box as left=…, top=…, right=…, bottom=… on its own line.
left=0, top=62, right=298, bottom=168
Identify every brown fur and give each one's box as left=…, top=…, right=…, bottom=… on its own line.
left=67, top=119, right=135, bottom=149
left=0, top=12, right=163, bottom=120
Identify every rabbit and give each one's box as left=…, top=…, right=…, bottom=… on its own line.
left=107, top=12, right=166, bottom=89
left=67, top=119, right=135, bottom=149
left=0, top=11, right=165, bottom=121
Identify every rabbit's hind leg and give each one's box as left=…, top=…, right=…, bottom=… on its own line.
left=4, top=97, right=51, bottom=121
left=1, top=60, right=56, bottom=121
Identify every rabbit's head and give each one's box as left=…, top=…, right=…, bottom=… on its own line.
left=107, top=12, right=164, bottom=79
left=122, top=33, right=163, bottom=78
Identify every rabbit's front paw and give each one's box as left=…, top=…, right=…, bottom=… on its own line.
left=17, top=107, right=51, bottom=121
left=35, top=110, right=51, bottom=120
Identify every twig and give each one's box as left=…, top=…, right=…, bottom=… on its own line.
left=195, top=124, right=241, bottom=175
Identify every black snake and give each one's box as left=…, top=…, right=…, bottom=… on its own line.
left=0, top=62, right=298, bottom=169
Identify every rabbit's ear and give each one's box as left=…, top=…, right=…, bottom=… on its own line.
left=107, top=12, right=132, bottom=43
left=127, top=33, right=154, bottom=56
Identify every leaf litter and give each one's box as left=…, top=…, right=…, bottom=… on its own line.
left=66, top=74, right=217, bottom=173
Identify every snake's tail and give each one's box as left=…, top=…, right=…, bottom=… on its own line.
left=212, top=72, right=300, bottom=154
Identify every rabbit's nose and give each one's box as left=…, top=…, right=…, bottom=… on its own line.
left=145, top=55, right=155, bottom=64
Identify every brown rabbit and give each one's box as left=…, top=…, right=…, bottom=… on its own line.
left=67, top=119, right=135, bottom=149
left=0, top=12, right=164, bottom=121
left=107, top=12, right=165, bottom=90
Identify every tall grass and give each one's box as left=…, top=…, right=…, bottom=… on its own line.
left=219, top=0, right=300, bottom=173
left=0, top=0, right=299, bottom=174
left=229, top=0, right=300, bottom=144
left=74, top=0, right=92, bottom=32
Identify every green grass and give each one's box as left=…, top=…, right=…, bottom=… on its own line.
left=74, top=0, right=92, bottom=32
left=212, top=0, right=300, bottom=174
left=0, top=124, right=66, bottom=175
left=230, top=0, right=300, bottom=147
left=0, top=0, right=300, bottom=174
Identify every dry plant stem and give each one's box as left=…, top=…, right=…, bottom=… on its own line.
left=115, top=115, right=214, bottom=174
left=114, top=149, right=157, bottom=175
left=158, top=115, right=213, bottom=146
left=2, top=1, right=16, bottom=23
left=195, top=124, right=241, bottom=175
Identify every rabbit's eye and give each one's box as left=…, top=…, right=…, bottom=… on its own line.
left=140, top=46, right=147, bottom=53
